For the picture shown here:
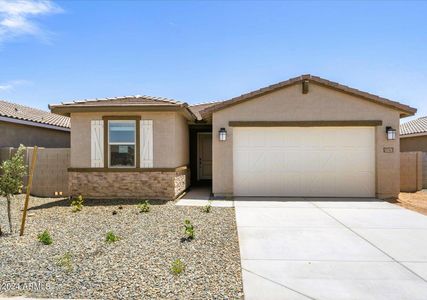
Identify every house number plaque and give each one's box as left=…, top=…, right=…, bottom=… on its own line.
left=383, top=147, right=394, bottom=153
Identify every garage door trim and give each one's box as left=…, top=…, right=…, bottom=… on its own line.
left=229, top=120, right=382, bottom=127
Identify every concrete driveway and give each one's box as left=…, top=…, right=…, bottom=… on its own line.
left=235, top=198, right=427, bottom=300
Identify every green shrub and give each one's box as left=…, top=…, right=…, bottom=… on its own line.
left=57, top=252, right=73, bottom=272
left=171, top=259, right=185, bottom=275
left=37, top=230, right=53, bottom=245
left=0, top=145, right=26, bottom=233
left=70, top=194, right=84, bottom=212
left=105, top=231, right=120, bottom=243
left=202, top=202, right=212, bottom=213
left=183, top=219, right=195, bottom=240
left=138, top=200, right=150, bottom=213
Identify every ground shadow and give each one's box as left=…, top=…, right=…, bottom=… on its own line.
left=232, top=196, right=386, bottom=202
left=28, top=198, right=168, bottom=211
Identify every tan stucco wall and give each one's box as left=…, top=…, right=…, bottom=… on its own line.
left=175, top=112, right=190, bottom=166
left=70, top=111, right=189, bottom=168
left=212, top=82, right=401, bottom=199
left=0, top=121, right=70, bottom=148
left=400, top=135, right=427, bottom=152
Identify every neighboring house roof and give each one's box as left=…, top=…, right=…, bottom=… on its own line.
left=0, top=99, right=70, bottom=131
left=50, top=95, right=197, bottom=120
left=189, top=101, right=222, bottom=121
left=200, top=74, right=417, bottom=119
left=400, top=116, right=427, bottom=137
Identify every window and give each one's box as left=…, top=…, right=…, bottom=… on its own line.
left=108, top=120, right=136, bottom=167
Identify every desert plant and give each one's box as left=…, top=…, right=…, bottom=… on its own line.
left=0, top=145, right=26, bottom=233
left=183, top=219, right=195, bottom=240
left=202, top=202, right=212, bottom=213
left=70, top=194, right=84, bottom=212
left=37, top=230, right=53, bottom=245
left=105, top=231, right=120, bottom=243
left=138, top=200, right=150, bottom=213
left=57, top=252, right=73, bottom=272
left=170, top=259, right=185, bottom=275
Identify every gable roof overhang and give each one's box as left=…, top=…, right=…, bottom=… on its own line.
left=400, top=132, right=427, bottom=139
left=49, top=95, right=197, bottom=121
left=200, top=74, right=417, bottom=120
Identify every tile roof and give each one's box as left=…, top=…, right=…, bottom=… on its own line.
left=400, top=116, right=427, bottom=136
left=53, top=95, right=185, bottom=107
left=189, top=101, right=223, bottom=121
left=0, top=100, right=70, bottom=129
left=200, top=74, right=417, bottom=119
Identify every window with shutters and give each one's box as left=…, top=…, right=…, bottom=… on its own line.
left=108, top=120, right=136, bottom=167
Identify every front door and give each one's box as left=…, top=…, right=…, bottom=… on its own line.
left=197, top=133, right=212, bottom=180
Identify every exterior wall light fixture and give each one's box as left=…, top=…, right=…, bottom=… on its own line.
left=386, top=126, right=396, bottom=140
left=219, top=127, right=227, bottom=141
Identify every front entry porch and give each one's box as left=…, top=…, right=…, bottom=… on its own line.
left=189, top=124, right=212, bottom=186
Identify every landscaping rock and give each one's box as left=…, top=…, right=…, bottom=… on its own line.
left=0, top=195, right=243, bottom=299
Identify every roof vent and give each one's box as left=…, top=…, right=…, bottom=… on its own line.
left=302, top=80, right=309, bottom=94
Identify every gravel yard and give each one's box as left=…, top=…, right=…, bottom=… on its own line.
left=0, top=195, right=243, bottom=299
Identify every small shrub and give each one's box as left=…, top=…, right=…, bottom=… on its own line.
left=70, top=194, right=84, bottom=213
left=138, top=200, right=150, bottom=213
left=57, top=252, right=73, bottom=272
left=0, top=144, right=26, bottom=233
left=171, top=259, right=185, bottom=275
left=105, top=231, right=120, bottom=243
left=202, top=202, right=212, bottom=213
left=183, top=219, right=195, bottom=240
left=37, top=230, right=53, bottom=245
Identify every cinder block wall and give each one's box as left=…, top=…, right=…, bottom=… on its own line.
left=400, top=152, right=423, bottom=192
left=423, top=153, right=427, bottom=189
left=0, top=147, right=70, bottom=197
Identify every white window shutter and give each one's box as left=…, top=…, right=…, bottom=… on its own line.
left=140, top=120, right=153, bottom=168
left=91, top=120, right=104, bottom=167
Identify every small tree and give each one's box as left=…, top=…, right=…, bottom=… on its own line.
left=0, top=145, right=27, bottom=233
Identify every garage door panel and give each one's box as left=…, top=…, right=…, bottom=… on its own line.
left=335, top=150, right=375, bottom=173
left=282, top=173, right=304, bottom=195
left=303, top=150, right=336, bottom=172
left=233, top=127, right=375, bottom=197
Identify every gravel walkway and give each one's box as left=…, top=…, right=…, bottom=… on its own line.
left=0, top=195, right=243, bottom=299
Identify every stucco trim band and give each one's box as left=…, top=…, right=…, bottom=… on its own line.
left=229, top=120, right=383, bottom=127
left=68, top=165, right=188, bottom=172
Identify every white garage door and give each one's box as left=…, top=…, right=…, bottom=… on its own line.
left=233, top=127, right=375, bottom=197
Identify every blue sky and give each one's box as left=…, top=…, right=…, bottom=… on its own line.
left=0, top=0, right=426, bottom=120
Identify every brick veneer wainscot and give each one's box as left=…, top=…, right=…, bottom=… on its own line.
left=69, top=169, right=190, bottom=200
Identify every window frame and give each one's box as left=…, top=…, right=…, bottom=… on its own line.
left=103, top=116, right=141, bottom=169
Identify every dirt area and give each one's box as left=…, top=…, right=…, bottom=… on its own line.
left=396, top=190, right=427, bottom=215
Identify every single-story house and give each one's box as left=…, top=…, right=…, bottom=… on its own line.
left=0, top=100, right=70, bottom=148
left=50, top=75, right=416, bottom=200
left=400, top=116, right=427, bottom=152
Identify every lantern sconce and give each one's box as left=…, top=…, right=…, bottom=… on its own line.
left=386, top=126, right=396, bottom=140
left=219, top=127, right=227, bottom=141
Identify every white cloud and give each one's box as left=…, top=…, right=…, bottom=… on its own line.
left=0, top=79, right=32, bottom=91
left=0, top=0, right=62, bottom=43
